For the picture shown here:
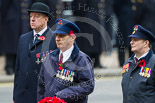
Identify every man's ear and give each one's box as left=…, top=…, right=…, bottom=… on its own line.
left=70, top=34, right=76, bottom=41
left=144, top=40, right=149, bottom=48
left=45, top=16, right=49, bottom=22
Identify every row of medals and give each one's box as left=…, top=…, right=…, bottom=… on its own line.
left=56, top=69, right=75, bottom=82
left=139, top=67, right=152, bottom=78
left=122, top=64, right=152, bottom=78
left=122, top=65, right=152, bottom=78
left=122, top=63, right=129, bottom=74
left=36, top=50, right=53, bottom=64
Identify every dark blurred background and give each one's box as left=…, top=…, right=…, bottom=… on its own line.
left=0, top=0, right=155, bottom=75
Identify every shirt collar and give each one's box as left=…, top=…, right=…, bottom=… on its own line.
left=134, top=51, right=149, bottom=61
left=59, top=45, right=74, bottom=63
left=33, top=26, right=47, bottom=36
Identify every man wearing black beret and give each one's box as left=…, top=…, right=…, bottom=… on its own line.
left=122, top=25, right=155, bottom=103
left=13, top=2, right=56, bottom=103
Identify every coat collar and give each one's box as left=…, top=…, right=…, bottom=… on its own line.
left=128, top=49, right=154, bottom=65
left=30, top=26, right=50, bottom=50
left=51, top=43, right=80, bottom=62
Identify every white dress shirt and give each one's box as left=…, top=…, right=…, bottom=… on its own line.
left=134, top=51, right=149, bottom=62
left=33, top=26, right=47, bottom=41
left=59, top=45, right=74, bottom=63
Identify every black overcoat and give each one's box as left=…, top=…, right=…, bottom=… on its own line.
left=13, top=27, right=56, bottom=103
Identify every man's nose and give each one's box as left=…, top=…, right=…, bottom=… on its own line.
left=30, top=16, right=35, bottom=21
left=130, top=40, right=133, bottom=45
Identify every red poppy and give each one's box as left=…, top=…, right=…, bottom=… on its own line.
left=39, top=36, right=45, bottom=41
left=58, top=19, right=62, bottom=25
left=36, top=53, right=40, bottom=58
left=69, top=31, right=74, bottom=35
left=59, top=67, right=63, bottom=70
left=138, top=59, right=146, bottom=67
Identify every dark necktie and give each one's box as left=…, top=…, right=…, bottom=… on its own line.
left=135, top=57, right=139, bottom=66
left=33, top=34, right=40, bottom=44
left=59, top=53, right=63, bottom=63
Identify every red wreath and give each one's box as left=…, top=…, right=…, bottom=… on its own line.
left=38, top=96, right=66, bottom=103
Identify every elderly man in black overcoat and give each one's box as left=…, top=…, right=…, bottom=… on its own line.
left=13, top=2, right=56, bottom=103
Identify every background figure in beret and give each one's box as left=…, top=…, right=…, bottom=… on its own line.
left=13, top=2, right=56, bottom=103
left=122, top=25, right=155, bottom=103
left=37, top=18, right=94, bottom=103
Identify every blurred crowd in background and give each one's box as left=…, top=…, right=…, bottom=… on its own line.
left=0, top=0, right=155, bottom=75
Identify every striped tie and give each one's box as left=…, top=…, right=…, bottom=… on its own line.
left=33, top=34, right=40, bottom=44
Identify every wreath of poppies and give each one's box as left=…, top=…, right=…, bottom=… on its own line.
left=38, top=96, right=66, bottom=103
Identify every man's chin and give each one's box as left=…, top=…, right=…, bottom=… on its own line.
left=57, top=45, right=62, bottom=49
left=131, top=49, right=136, bottom=53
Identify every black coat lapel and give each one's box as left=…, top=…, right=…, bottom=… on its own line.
left=30, top=27, right=50, bottom=50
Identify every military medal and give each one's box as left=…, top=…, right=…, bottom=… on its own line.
left=147, top=68, right=152, bottom=78
left=56, top=70, right=60, bottom=78
left=139, top=67, right=144, bottom=76
left=142, top=71, right=145, bottom=76
left=40, top=53, right=44, bottom=62
left=142, top=67, right=147, bottom=76
left=144, top=68, right=149, bottom=77
left=64, top=69, right=67, bottom=80
left=70, top=72, right=75, bottom=82
left=66, top=70, right=70, bottom=81
left=36, top=53, right=41, bottom=64
left=62, top=69, right=66, bottom=80
left=68, top=71, right=72, bottom=81
left=122, top=63, right=129, bottom=74
left=60, top=69, right=64, bottom=79
left=35, top=50, right=53, bottom=64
